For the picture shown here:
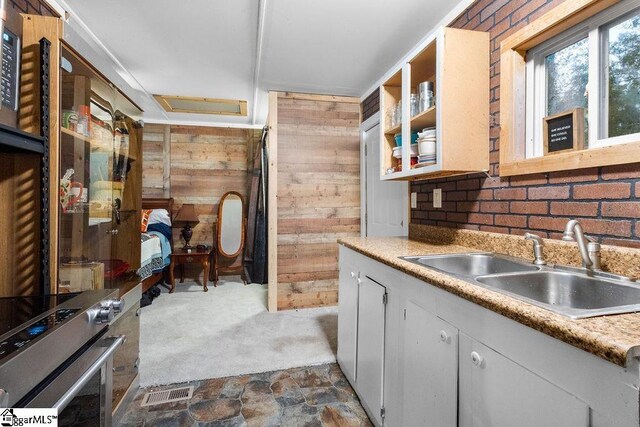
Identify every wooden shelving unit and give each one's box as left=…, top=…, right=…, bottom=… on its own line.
left=380, top=27, right=490, bottom=181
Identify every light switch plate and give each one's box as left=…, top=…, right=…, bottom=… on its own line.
left=433, top=189, right=442, bottom=208
left=411, top=192, right=417, bottom=209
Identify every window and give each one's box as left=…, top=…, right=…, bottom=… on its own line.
left=525, top=0, right=640, bottom=158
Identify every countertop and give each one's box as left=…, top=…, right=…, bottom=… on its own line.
left=338, top=236, right=640, bottom=367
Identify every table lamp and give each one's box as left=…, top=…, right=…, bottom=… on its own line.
left=174, top=203, right=199, bottom=252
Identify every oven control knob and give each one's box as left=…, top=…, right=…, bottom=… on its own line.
left=95, top=306, right=114, bottom=324
left=102, top=298, right=125, bottom=314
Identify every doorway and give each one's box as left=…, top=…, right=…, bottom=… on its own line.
left=361, top=113, right=409, bottom=237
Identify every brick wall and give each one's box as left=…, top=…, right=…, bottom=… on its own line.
left=361, top=0, right=640, bottom=248
left=361, top=89, right=379, bottom=123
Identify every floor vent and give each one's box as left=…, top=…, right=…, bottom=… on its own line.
left=141, top=386, right=194, bottom=407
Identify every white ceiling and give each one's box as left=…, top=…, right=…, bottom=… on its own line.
left=60, top=0, right=467, bottom=127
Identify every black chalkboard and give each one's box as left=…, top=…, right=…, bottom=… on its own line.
left=546, top=115, right=574, bottom=152
left=543, top=108, right=584, bottom=155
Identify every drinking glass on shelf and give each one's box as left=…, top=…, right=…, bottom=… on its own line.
left=410, top=93, right=419, bottom=117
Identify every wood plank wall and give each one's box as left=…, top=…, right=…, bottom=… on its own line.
left=276, top=92, right=361, bottom=309
left=142, top=124, right=260, bottom=246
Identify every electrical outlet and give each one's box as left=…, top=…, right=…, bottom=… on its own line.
left=411, top=192, right=417, bottom=209
left=433, top=189, right=442, bottom=208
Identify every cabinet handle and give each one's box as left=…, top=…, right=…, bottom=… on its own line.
left=439, top=330, right=449, bottom=343
left=471, top=351, right=484, bottom=367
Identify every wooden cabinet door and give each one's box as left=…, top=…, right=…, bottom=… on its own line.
left=337, top=255, right=360, bottom=384
left=402, top=300, right=458, bottom=427
left=356, top=276, right=386, bottom=426
left=459, top=334, right=589, bottom=427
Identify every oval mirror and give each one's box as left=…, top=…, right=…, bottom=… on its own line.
left=218, top=192, right=244, bottom=257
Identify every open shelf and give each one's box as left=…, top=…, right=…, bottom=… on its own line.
left=384, top=123, right=402, bottom=136
left=410, top=106, right=436, bottom=132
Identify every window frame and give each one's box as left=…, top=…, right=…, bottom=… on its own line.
left=524, top=0, right=640, bottom=158
left=499, top=0, right=640, bottom=177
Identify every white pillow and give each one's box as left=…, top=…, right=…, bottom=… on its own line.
left=148, top=209, right=172, bottom=226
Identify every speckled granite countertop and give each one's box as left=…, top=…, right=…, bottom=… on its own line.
left=338, top=236, right=640, bottom=368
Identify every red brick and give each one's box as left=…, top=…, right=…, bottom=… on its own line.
left=547, top=168, right=598, bottom=184
left=550, top=202, right=599, bottom=217
left=578, top=219, right=631, bottom=237
left=494, top=188, right=526, bottom=200
left=441, top=202, right=457, bottom=211
left=509, top=174, right=547, bottom=187
left=601, top=163, right=640, bottom=180
left=636, top=182, right=640, bottom=196
left=429, top=211, right=447, bottom=221
left=509, top=228, right=532, bottom=236
left=494, top=214, right=527, bottom=228
left=510, top=201, right=548, bottom=215
left=510, top=0, right=547, bottom=23
left=457, top=201, right=480, bottom=212
left=490, top=16, right=511, bottom=38
left=480, top=0, right=510, bottom=22
left=528, top=216, right=569, bottom=232
left=480, top=201, right=509, bottom=213
left=468, top=213, right=494, bottom=225
left=528, top=185, right=570, bottom=200
left=494, top=0, right=523, bottom=22
left=484, top=176, right=507, bottom=188
left=457, top=179, right=480, bottom=190
left=447, top=212, right=468, bottom=223
left=573, top=183, right=631, bottom=199
left=601, top=202, right=640, bottom=218
left=468, top=189, right=494, bottom=200
left=445, top=191, right=468, bottom=201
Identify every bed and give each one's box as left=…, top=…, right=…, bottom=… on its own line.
left=139, top=198, right=174, bottom=293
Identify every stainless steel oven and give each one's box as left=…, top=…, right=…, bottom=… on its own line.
left=0, top=290, right=126, bottom=426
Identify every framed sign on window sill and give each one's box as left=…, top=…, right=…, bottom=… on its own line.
left=543, top=108, right=584, bottom=155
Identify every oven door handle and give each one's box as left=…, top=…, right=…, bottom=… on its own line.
left=52, top=335, right=125, bottom=410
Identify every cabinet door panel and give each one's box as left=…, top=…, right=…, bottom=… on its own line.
left=337, top=259, right=359, bottom=383
left=403, top=301, right=457, bottom=427
left=459, top=334, right=589, bottom=427
left=356, top=276, right=386, bottom=426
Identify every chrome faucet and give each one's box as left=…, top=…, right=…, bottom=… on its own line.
left=524, top=232, right=546, bottom=265
left=562, top=219, right=601, bottom=270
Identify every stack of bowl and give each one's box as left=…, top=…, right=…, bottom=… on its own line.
left=416, top=127, right=436, bottom=165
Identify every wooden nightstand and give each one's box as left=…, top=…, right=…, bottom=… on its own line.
left=169, top=249, right=212, bottom=293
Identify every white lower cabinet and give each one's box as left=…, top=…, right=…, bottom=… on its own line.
left=458, top=334, right=589, bottom=427
left=338, top=246, right=639, bottom=426
left=337, top=258, right=360, bottom=384
left=356, top=276, right=387, bottom=426
left=401, top=300, right=458, bottom=427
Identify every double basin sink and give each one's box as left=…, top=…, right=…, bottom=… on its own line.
left=401, top=253, right=640, bottom=319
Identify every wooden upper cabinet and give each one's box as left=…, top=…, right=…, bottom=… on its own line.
left=380, top=27, right=490, bottom=181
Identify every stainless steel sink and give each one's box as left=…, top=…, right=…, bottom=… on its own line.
left=475, top=271, right=640, bottom=318
left=402, top=253, right=540, bottom=277
left=401, top=252, right=640, bottom=319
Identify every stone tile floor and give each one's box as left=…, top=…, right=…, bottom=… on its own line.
left=119, top=363, right=373, bottom=427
